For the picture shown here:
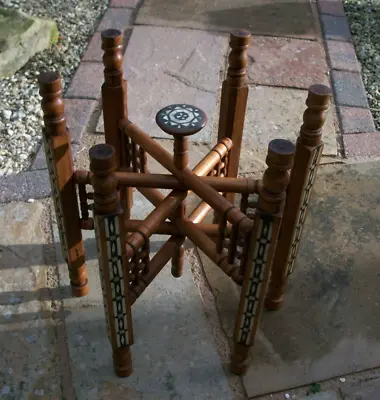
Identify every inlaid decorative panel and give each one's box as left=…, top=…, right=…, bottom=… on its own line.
left=237, top=216, right=273, bottom=345
left=287, top=145, right=323, bottom=275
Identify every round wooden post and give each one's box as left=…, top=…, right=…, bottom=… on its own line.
left=38, top=71, right=88, bottom=297
left=101, top=29, right=133, bottom=221
left=155, top=104, right=208, bottom=277
left=170, top=134, right=188, bottom=277
left=90, top=143, right=134, bottom=377
left=231, top=138, right=295, bottom=375
left=217, top=30, right=251, bottom=206
left=265, top=84, right=331, bottom=311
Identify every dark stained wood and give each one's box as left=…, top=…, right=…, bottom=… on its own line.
left=38, top=71, right=88, bottom=297
left=265, top=84, right=331, bottom=311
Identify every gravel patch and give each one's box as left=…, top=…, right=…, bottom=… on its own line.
left=0, top=0, right=108, bottom=175
left=343, top=0, right=380, bottom=129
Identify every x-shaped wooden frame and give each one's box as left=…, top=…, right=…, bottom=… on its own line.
left=38, top=27, right=331, bottom=378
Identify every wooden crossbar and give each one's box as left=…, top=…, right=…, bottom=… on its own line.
left=124, top=220, right=230, bottom=237
left=125, top=190, right=186, bottom=258
left=121, top=120, right=254, bottom=233
left=74, top=170, right=259, bottom=194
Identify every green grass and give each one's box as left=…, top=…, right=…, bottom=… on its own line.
left=343, top=0, right=380, bottom=130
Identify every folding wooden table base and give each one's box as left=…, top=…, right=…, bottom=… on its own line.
left=38, top=28, right=331, bottom=377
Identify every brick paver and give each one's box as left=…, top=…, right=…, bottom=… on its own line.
left=96, top=8, right=133, bottom=32
left=110, top=0, right=139, bottom=7
left=247, top=36, right=328, bottom=89
left=326, top=40, right=361, bottom=72
left=331, top=70, right=369, bottom=108
left=65, top=62, right=104, bottom=99
left=338, top=106, right=376, bottom=134
left=321, top=14, right=352, bottom=41
left=317, top=0, right=346, bottom=16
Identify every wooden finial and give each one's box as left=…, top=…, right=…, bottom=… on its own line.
left=259, top=139, right=296, bottom=215
left=227, top=30, right=251, bottom=87
left=89, top=144, right=119, bottom=215
left=300, top=84, right=331, bottom=146
left=38, top=71, right=66, bottom=137
left=101, top=29, right=124, bottom=87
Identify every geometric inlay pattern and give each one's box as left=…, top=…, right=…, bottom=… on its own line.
left=94, top=215, right=111, bottom=341
left=237, top=216, right=273, bottom=345
left=156, top=104, right=207, bottom=135
left=43, top=133, right=68, bottom=262
left=104, top=215, right=130, bottom=347
left=287, top=144, right=323, bottom=275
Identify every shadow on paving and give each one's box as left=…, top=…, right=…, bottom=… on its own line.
left=205, top=161, right=380, bottom=397
left=136, top=0, right=318, bottom=39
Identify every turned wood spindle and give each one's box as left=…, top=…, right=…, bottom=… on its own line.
left=101, top=28, right=134, bottom=222
left=156, top=104, right=207, bottom=277
left=90, top=143, right=134, bottom=378
left=38, top=71, right=88, bottom=297
left=217, top=30, right=251, bottom=208
left=231, top=138, right=295, bottom=375
left=265, top=84, right=331, bottom=311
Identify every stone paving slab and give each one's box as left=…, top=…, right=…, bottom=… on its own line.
left=242, top=86, right=337, bottom=167
left=200, top=161, right=380, bottom=397
left=247, top=36, right=329, bottom=89
left=0, top=202, right=64, bottom=399
left=340, top=377, right=380, bottom=399
left=343, top=132, right=380, bottom=159
left=136, top=0, right=318, bottom=40
left=300, top=392, right=340, bottom=400
left=53, top=192, right=233, bottom=399
left=0, top=169, right=50, bottom=203
left=97, top=26, right=226, bottom=144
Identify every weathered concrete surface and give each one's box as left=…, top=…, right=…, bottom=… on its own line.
left=340, top=378, right=380, bottom=399
left=96, top=26, right=226, bottom=143
left=200, top=161, right=380, bottom=397
left=300, top=392, right=340, bottom=400
left=0, top=202, right=64, bottom=398
left=53, top=191, right=233, bottom=399
left=242, top=86, right=337, bottom=168
left=0, top=8, right=58, bottom=77
left=136, top=0, right=318, bottom=40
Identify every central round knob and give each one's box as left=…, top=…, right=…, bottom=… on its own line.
left=155, top=104, right=207, bottom=137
